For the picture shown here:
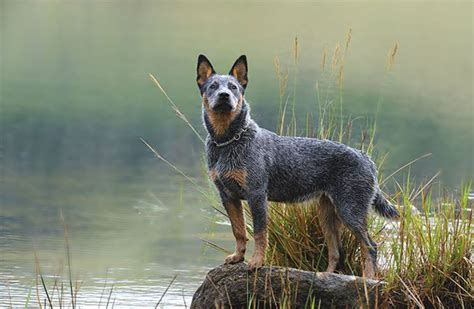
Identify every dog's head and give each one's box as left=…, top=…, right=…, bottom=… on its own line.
left=196, top=55, right=248, bottom=114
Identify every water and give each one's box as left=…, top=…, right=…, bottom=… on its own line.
left=1, top=167, right=232, bottom=307
left=1, top=1, right=472, bottom=307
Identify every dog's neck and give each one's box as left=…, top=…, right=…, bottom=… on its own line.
left=203, top=102, right=251, bottom=143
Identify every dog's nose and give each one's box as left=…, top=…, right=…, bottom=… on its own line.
left=218, top=92, right=230, bottom=99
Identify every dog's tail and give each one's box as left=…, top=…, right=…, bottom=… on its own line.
left=372, top=190, right=400, bottom=220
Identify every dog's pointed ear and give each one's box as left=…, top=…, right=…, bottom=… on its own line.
left=229, top=55, right=248, bottom=89
left=196, top=54, right=216, bottom=91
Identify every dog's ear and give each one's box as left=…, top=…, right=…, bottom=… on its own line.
left=197, top=54, right=216, bottom=91
left=229, top=55, right=248, bottom=89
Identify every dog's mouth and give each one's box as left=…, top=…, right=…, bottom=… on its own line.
left=212, top=100, right=234, bottom=113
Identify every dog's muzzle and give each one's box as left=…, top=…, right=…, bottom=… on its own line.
left=212, top=92, right=234, bottom=112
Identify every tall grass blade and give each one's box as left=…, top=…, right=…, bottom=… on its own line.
left=149, top=74, right=205, bottom=144
left=155, top=275, right=178, bottom=308
left=140, top=138, right=205, bottom=192
left=24, top=285, right=33, bottom=308
left=59, top=210, right=75, bottom=309
left=380, top=153, right=432, bottom=185
left=34, top=252, right=53, bottom=308
left=105, top=285, right=114, bottom=309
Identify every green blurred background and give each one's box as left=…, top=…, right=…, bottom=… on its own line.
left=1, top=0, right=472, bottom=307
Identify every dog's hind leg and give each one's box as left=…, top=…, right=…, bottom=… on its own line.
left=359, top=233, right=378, bottom=279
left=223, top=199, right=249, bottom=264
left=333, top=198, right=377, bottom=278
left=318, top=194, right=343, bottom=273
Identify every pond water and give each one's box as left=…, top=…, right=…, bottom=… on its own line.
left=1, top=1, right=472, bottom=307
left=1, top=167, right=228, bottom=307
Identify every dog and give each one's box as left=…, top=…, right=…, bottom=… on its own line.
left=196, top=54, right=400, bottom=278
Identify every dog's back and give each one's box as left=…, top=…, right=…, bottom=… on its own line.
left=254, top=126, right=377, bottom=204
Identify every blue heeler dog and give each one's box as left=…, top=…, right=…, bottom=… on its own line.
left=197, top=54, right=400, bottom=278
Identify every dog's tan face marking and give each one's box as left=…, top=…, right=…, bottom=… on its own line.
left=224, top=168, right=247, bottom=188
left=202, top=94, right=243, bottom=136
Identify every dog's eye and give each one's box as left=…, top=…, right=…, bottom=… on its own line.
left=230, top=84, right=237, bottom=90
left=209, top=83, right=217, bottom=90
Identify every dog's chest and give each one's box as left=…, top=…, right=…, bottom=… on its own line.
left=208, top=150, right=248, bottom=193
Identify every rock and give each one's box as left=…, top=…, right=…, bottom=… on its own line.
left=191, top=263, right=384, bottom=308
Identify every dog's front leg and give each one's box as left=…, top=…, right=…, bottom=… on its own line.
left=247, top=193, right=268, bottom=270
left=223, top=198, right=248, bottom=264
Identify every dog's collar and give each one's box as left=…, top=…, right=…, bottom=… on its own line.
left=211, top=122, right=249, bottom=147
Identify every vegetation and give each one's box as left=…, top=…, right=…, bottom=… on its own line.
left=258, top=34, right=473, bottom=307
left=149, top=32, right=473, bottom=307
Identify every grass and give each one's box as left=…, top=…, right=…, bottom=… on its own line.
left=29, top=213, right=179, bottom=308
left=261, top=35, right=472, bottom=307
left=147, top=31, right=473, bottom=307
left=25, top=32, right=471, bottom=308
left=254, top=183, right=472, bottom=307
left=383, top=186, right=472, bottom=307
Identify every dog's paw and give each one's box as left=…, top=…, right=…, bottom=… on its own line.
left=224, top=252, right=245, bottom=264
left=247, top=255, right=264, bottom=270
